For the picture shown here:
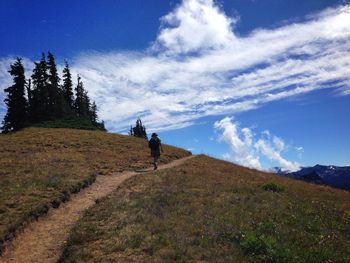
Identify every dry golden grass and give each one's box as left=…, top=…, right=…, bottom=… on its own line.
left=61, top=155, right=350, bottom=263
left=0, top=127, right=190, bottom=253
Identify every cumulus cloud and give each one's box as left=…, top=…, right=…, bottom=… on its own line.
left=215, top=117, right=300, bottom=171
left=0, top=1, right=350, bottom=132
left=154, top=0, right=237, bottom=54
left=214, top=117, right=262, bottom=170
left=255, top=131, right=300, bottom=172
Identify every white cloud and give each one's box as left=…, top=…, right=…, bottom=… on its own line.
left=0, top=59, right=11, bottom=115
left=214, top=117, right=262, bottom=170
left=295, top=146, right=304, bottom=159
left=154, top=0, right=237, bottom=54
left=214, top=117, right=300, bottom=171
left=255, top=131, right=300, bottom=172
left=0, top=1, right=349, bottom=132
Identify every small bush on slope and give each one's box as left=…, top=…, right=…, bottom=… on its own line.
left=262, top=182, right=285, bottom=193
left=61, top=155, right=350, bottom=263
left=0, top=127, right=190, bottom=253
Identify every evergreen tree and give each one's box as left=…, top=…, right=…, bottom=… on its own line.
left=62, top=60, right=74, bottom=108
left=2, top=58, right=28, bottom=132
left=129, top=125, right=133, bottom=136
left=90, top=101, right=98, bottom=124
left=98, top=120, right=106, bottom=131
left=2, top=52, right=106, bottom=132
left=74, top=75, right=89, bottom=118
left=131, top=118, right=148, bottom=139
left=47, top=52, right=63, bottom=117
left=83, top=90, right=91, bottom=117
left=30, top=53, right=49, bottom=122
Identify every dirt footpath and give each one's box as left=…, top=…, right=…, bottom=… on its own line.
left=0, top=155, right=195, bottom=263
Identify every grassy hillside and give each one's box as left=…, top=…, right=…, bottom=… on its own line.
left=0, top=128, right=191, bottom=253
left=61, top=155, right=350, bottom=263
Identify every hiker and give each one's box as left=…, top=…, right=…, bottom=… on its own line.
left=148, top=132, right=163, bottom=170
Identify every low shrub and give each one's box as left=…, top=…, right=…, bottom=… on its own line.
left=239, top=231, right=292, bottom=262
left=262, top=183, right=285, bottom=193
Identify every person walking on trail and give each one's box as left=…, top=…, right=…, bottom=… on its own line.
left=149, top=133, right=163, bottom=170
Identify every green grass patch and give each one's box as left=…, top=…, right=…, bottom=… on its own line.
left=32, top=118, right=105, bottom=131
left=60, top=155, right=350, bottom=262
left=239, top=231, right=292, bottom=262
left=262, top=182, right=285, bottom=193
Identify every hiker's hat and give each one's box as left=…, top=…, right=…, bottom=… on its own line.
left=152, top=133, right=158, bottom=137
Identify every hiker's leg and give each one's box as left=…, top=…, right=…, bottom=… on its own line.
left=154, top=156, right=159, bottom=170
left=153, top=156, right=158, bottom=170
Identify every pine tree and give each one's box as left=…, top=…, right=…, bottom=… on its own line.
left=30, top=53, right=49, bottom=122
left=2, top=58, right=28, bottom=132
left=99, top=120, right=106, bottom=131
left=47, top=52, right=63, bottom=117
left=74, top=75, right=89, bottom=118
left=90, top=101, right=98, bottom=124
left=62, top=60, right=74, bottom=108
left=2, top=53, right=106, bottom=132
left=131, top=118, right=148, bottom=139
left=83, top=90, right=91, bottom=117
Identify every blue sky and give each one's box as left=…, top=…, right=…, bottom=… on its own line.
left=0, top=0, right=349, bottom=171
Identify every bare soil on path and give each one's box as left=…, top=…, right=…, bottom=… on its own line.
left=0, top=156, right=195, bottom=263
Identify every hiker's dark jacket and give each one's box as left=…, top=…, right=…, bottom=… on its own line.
left=149, top=137, right=161, bottom=157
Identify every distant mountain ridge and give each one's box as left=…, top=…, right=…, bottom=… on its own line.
left=275, top=165, right=350, bottom=191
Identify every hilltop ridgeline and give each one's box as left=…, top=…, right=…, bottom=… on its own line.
left=2, top=53, right=105, bottom=133
left=0, top=128, right=191, bottom=254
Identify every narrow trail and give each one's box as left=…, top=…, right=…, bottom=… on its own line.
left=0, top=155, right=195, bottom=263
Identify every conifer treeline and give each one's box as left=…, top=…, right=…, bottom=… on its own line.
left=129, top=118, right=148, bottom=139
left=2, top=53, right=105, bottom=133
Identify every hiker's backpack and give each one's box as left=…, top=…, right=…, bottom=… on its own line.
left=149, top=138, right=160, bottom=150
